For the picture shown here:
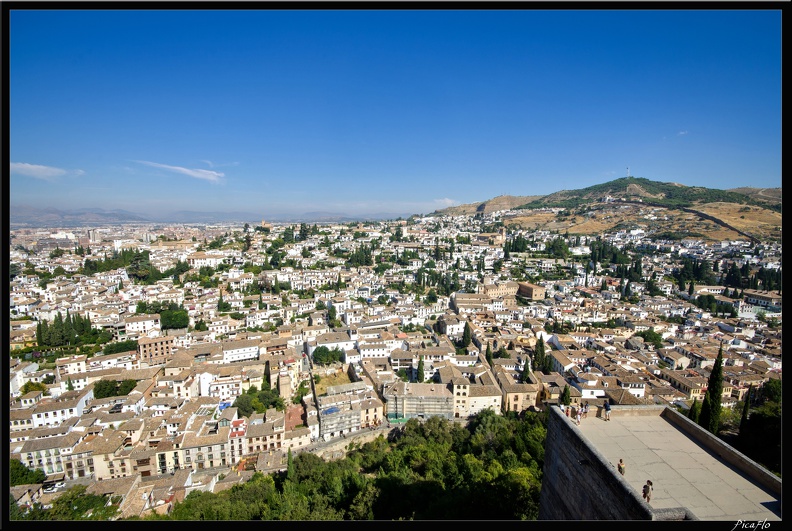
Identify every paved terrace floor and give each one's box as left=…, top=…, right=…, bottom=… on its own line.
left=573, top=410, right=781, bottom=521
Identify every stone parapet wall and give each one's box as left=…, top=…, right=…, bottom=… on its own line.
left=592, top=403, right=666, bottom=418
left=659, top=407, right=782, bottom=497
left=538, top=405, right=695, bottom=520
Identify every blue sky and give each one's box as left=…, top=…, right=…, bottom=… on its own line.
left=9, top=8, right=782, bottom=218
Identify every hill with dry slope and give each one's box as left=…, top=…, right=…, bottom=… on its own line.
left=727, top=187, right=782, bottom=205
left=501, top=201, right=781, bottom=242
left=431, top=195, right=544, bottom=216
left=432, top=178, right=782, bottom=242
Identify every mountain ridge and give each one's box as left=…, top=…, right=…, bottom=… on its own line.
left=10, top=178, right=781, bottom=228
left=431, top=177, right=781, bottom=216
left=428, top=177, right=781, bottom=243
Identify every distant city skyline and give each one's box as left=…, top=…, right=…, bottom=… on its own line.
left=8, top=7, right=782, bottom=219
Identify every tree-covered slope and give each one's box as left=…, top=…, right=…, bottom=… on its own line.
left=516, top=177, right=774, bottom=211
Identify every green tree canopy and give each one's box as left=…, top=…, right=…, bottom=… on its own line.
left=21, top=381, right=48, bottom=395
left=89, top=378, right=138, bottom=399
left=93, top=379, right=120, bottom=399
left=161, top=308, right=189, bottom=329
left=699, top=344, right=724, bottom=435
left=561, top=385, right=571, bottom=406
left=462, top=321, right=472, bottom=347
left=103, top=340, right=139, bottom=355
left=739, top=385, right=753, bottom=440
left=687, top=397, right=701, bottom=424
left=698, top=393, right=712, bottom=434
left=312, top=346, right=345, bottom=366
left=761, top=378, right=782, bottom=403
left=9, top=458, right=46, bottom=486
left=118, top=379, right=138, bottom=395
left=232, top=393, right=254, bottom=418
left=633, top=328, right=664, bottom=349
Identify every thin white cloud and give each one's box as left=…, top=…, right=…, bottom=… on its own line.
left=677, top=130, right=689, bottom=136
left=433, top=198, right=459, bottom=208
left=10, top=162, right=74, bottom=181
left=201, top=160, right=239, bottom=169
left=135, top=160, right=225, bottom=183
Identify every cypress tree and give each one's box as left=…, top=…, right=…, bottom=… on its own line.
left=543, top=349, right=554, bottom=374
left=53, top=312, right=65, bottom=346
left=41, top=320, right=51, bottom=347
left=81, top=314, right=92, bottom=335
left=534, top=337, right=545, bottom=374
left=462, top=321, right=472, bottom=347
left=485, top=343, right=493, bottom=368
left=561, top=384, right=571, bottom=406
left=687, top=397, right=700, bottom=423
left=416, top=355, right=425, bottom=382
left=704, top=343, right=725, bottom=434
left=520, top=359, right=531, bottom=383
left=739, top=384, right=753, bottom=441
left=698, top=393, right=712, bottom=432
left=65, top=310, right=76, bottom=345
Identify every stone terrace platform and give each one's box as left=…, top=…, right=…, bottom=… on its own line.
left=572, top=404, right=781, bottom=521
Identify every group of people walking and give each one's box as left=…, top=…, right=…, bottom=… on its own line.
left=575, top=401, right=590, bottom=425
left=560, top=401, right=590, bottom=425
left=561, top=400, right=611, bottom=424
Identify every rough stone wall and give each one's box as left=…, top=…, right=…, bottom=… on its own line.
left=315, top=427, right=390, bottom=460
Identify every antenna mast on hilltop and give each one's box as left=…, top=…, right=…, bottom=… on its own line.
left=626, top=167, right=630, bottom=177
